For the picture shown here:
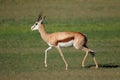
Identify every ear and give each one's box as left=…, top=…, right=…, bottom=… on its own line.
left=43, top=16, right=46, bottom=20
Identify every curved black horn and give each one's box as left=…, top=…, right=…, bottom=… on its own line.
left=37, top=14, right=42, bottom=21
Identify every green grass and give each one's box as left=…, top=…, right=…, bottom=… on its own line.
left=0, top=0, right=120, bottom=80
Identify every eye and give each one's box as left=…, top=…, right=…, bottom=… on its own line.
left=35, top=23, right=38, bottom=25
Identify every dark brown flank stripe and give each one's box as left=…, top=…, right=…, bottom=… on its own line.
left=55, top=37, right=74, bottom=46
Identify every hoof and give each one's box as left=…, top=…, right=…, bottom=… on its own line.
left=90, top=66, right=98, bottom=69
left=65, top=64, right=68, bottom=70
left=45, top=64, right=47, bottom=67
left=95, top=66, right=98, bottom=69
left=82, top=65, right=85, bottom=68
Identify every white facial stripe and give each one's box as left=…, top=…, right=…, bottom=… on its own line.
left=31, top=22, right=39, bottom=31
left=31, top=25, right=35, bottom=30
left=58, top=40, right=74, bottom=47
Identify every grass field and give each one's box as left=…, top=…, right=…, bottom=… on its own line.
left=0, top=0, right=120, bottom=80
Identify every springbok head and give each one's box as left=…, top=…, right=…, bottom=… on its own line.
left=31, top=15, right=45, bottom=31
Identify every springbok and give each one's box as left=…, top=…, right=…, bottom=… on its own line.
left=31, top=15, right=98, bottom=70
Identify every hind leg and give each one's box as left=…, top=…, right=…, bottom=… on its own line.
left=73, top=43, right=89, bottom=68
left=81, top=47, right=90, bottom=68
left=90, top=51, right=98, bottom=69
left=74, top=43, right=98, bottom=68
left=82, top=47, right=98, bottom=69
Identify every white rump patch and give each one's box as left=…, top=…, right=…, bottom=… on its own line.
left=58, top=40, right=74, bottom=47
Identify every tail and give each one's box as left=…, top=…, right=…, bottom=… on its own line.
left=89, top=49, right=95, bottom=57
left=83, top=44, right=95, bottom=56
left=82, top=40, right=95, bottom=56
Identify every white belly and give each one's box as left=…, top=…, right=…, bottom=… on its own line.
left=58, top=40, right=74, bottom=47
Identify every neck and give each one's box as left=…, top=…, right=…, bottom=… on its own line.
left=38, top=24, right=48, bottom=42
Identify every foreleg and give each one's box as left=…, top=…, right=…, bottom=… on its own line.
left=55, top=46, right=68, bottom=70
left=45, top=46, right=52, bottom=67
